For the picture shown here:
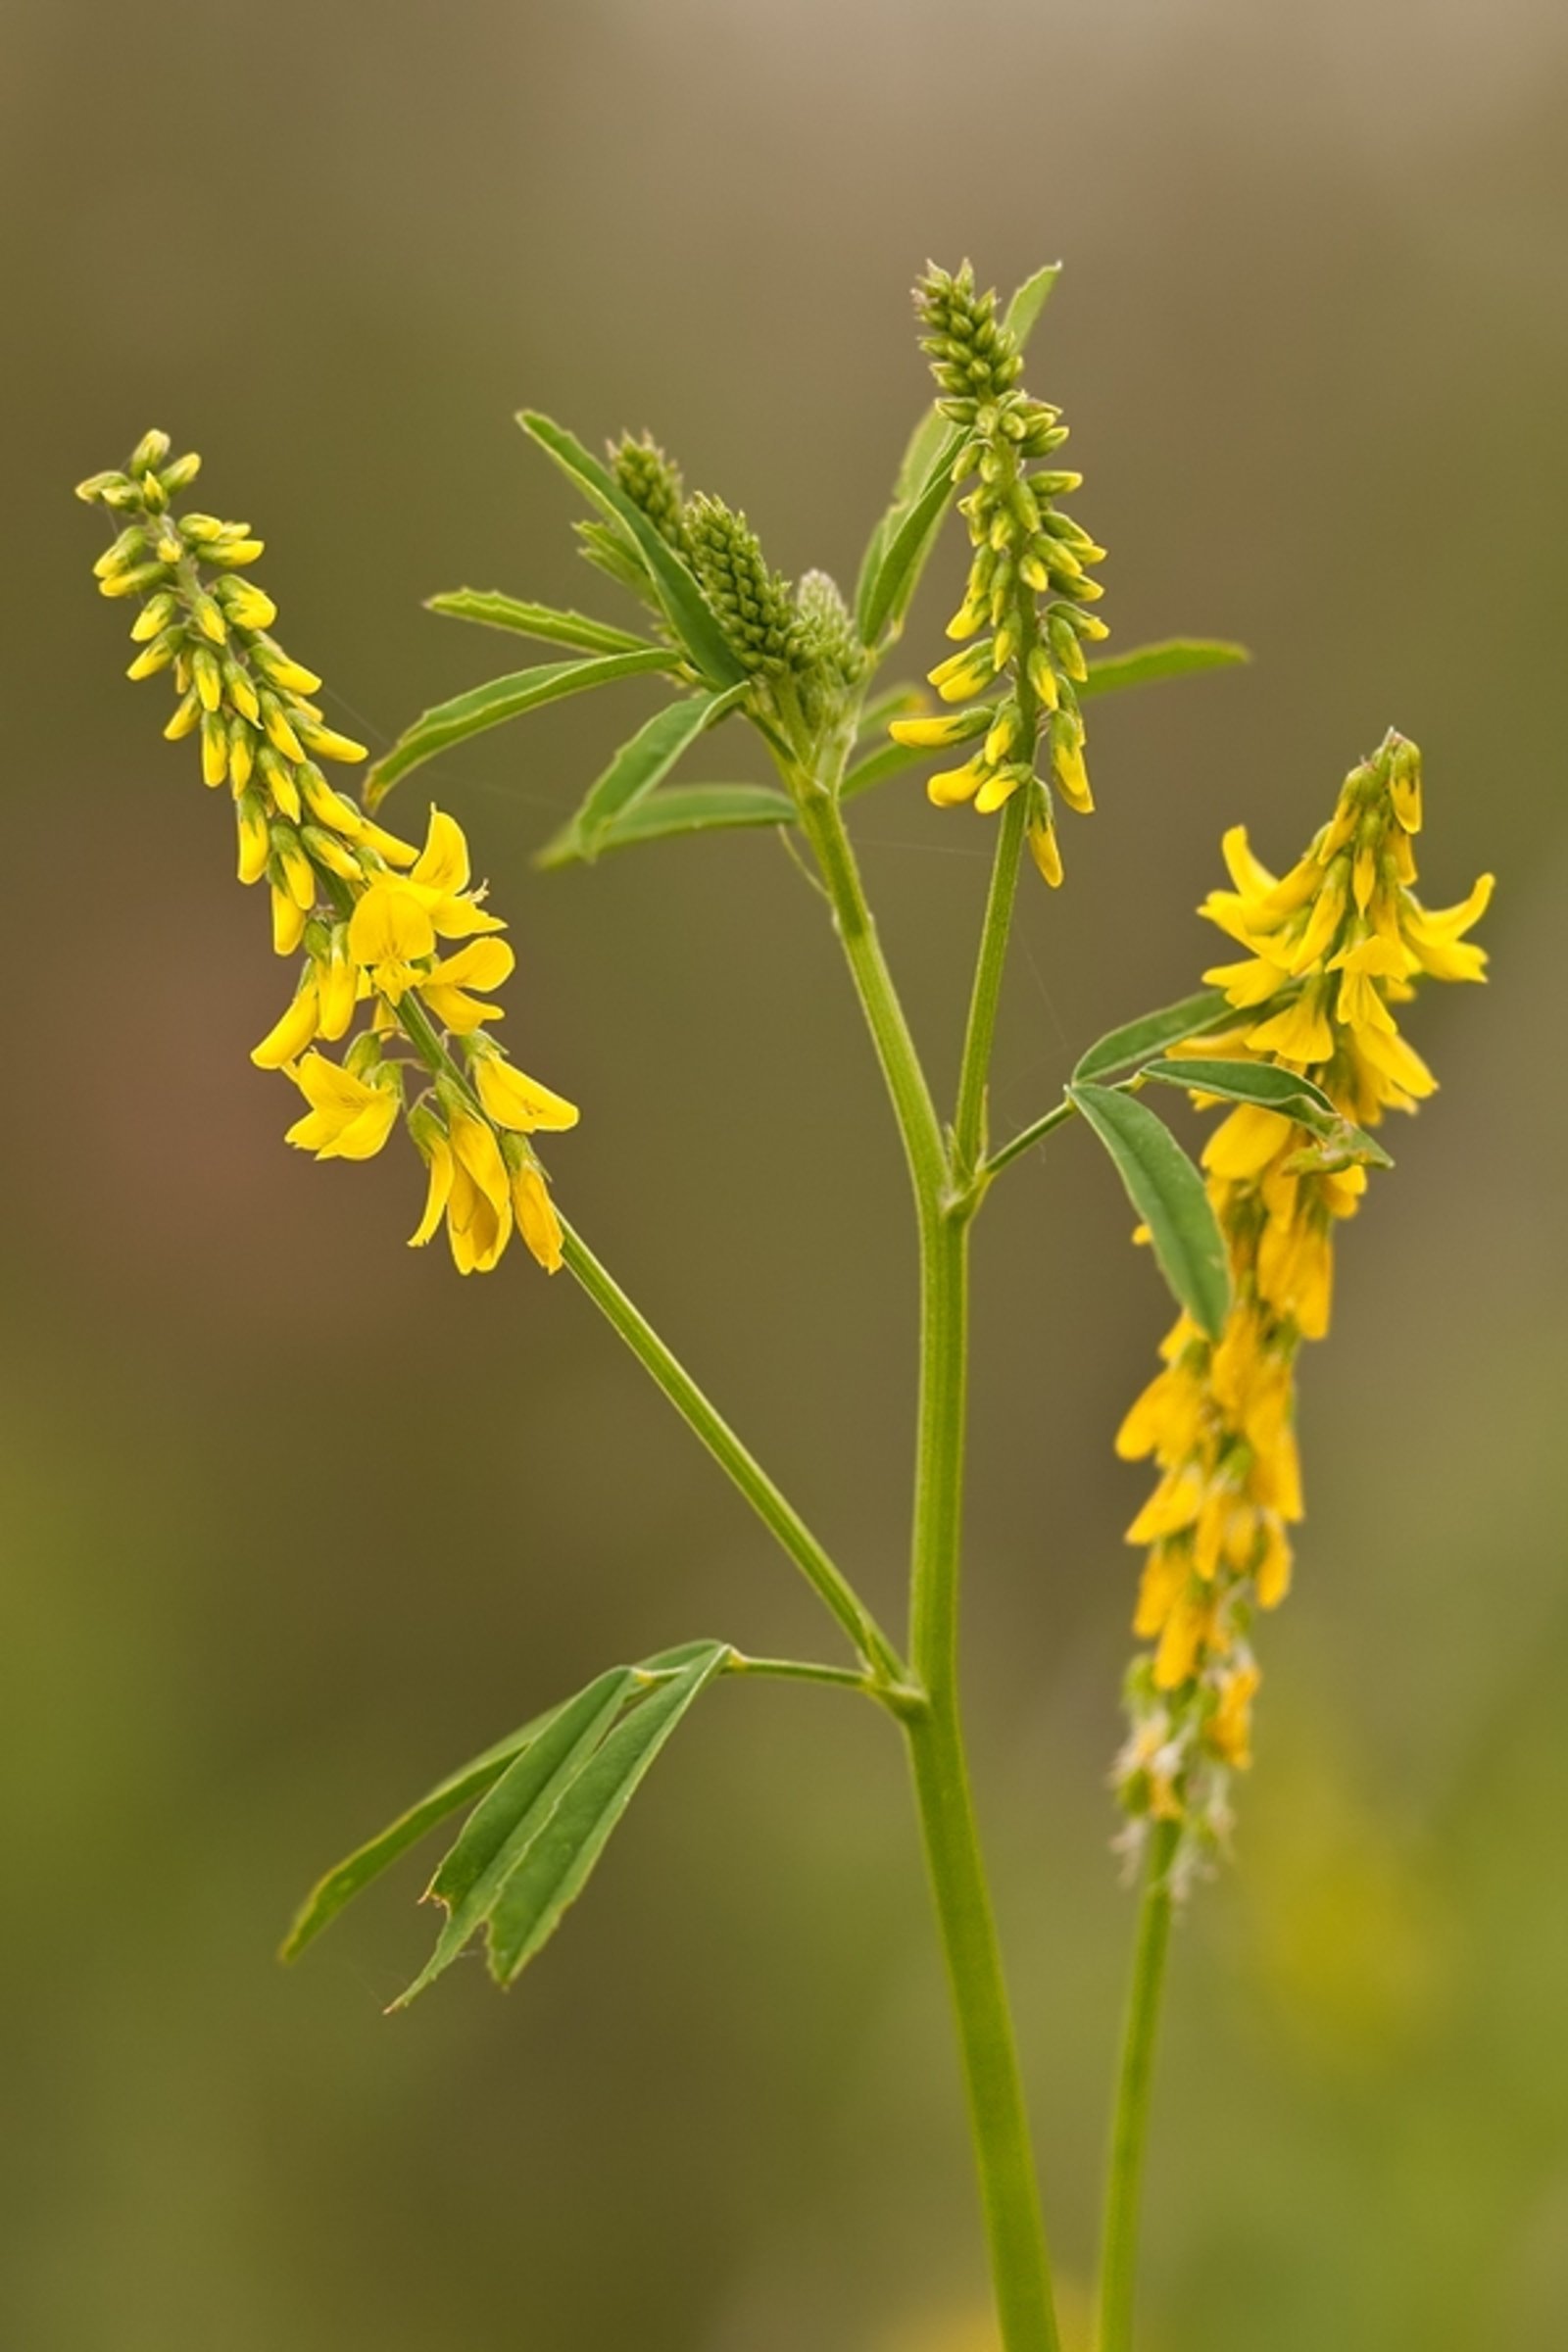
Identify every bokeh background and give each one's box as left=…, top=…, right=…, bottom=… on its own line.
left=5, top=2, right=1566, bottom=2345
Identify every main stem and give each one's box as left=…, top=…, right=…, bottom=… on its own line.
left=906, top=1207, right=1061, bottom=2352
left=799, top=787, right=1059, bottom=2352
left=1097, top=1819, right=1179, bottom=2352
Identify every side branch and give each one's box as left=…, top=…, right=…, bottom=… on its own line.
left=560, top=1220, right=906, bottom=1687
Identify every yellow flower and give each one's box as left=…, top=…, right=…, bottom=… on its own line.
left=511, top=1158, right=564, bottom=1273
left=471, top=1051, right=580, bottom=1133
left=251, top=979, right=320, bottom=1070
left=1113, top=730, right=1490, bottom=1865
left=418, top=937, right=515, bottom=1033
left=84, top=435, right=581, bottom=1282
left=283, top=1053, right=401, bottom=1160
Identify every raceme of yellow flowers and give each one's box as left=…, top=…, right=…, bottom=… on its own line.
left=1112, top=730, right=1491, bottom=1885
left=887, top=263, right=1108, bottom=889
left=77, top=433, right=577, bottom=1277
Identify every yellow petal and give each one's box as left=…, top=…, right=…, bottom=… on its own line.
left=425, top=937, right=515, bottom=994
left=409, top=1136, right=454, bottom=1247
left=473, top=1054, right=580, bottom=1134
left=411, top=807, right=471, bottom=896
left=512, top=1162, right=564, bottom=1272
left=251, top=983, right=320, bottom=1069
left=348, top=880, right=436, bottom=966
left=448, top=1104, right=511, bottom=1212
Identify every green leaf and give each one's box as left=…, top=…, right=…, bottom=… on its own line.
left=1002, top=261, right=1061, bottom=348
left=858, top=422, right=971, bottom=647
left=853, top=408, right=958, bottom=634
left=536, top=782, right=796, bottom=868
left=279, top=1704, right=564, bottom=1964
left=1078, top=638, right=1250, bottom=702
left=1072, top=990, right=1242, bottom=1085
left=561, top=685, right=747, bottom=861
left=484, top=1643, right=728, bottom=1986
left=425, top=589, right=653, bottom=656
left=841, top=736, right=933, bottom=803
left=854, top=681, right=927, bottom=744
left=1139, top=1058, right=1339, bottom=1129
left=517, top=412, right=747, bottom=690
left=1067, top=1083, right=1232, bottom=1339
left=366, top=646, right=674, bottom=805
left=1139, top=1058, right=1394, bottom=1167
left=392, top=1668, right=637, bottom=2008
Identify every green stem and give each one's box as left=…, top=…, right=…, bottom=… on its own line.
left=954, top=786, right=1030, bottom=1175
left=722, top=1650, right=926, bottom=1717
left=983, top=1095, right=1078, bottom=1180
left=905, top=1212, right=1061, bottom=2352
left=799, top=787, right=1060, bottom=2352
left=1097, top=1819, right=1180, bottom=2352
left=560, top=1219, right=906, bottom=1688
left=795, top=790, right=950, bottom=1209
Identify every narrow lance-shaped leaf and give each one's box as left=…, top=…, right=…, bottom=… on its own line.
left=282, top=1640, right=722, bottom=1965
left=1067, top=1082, right=1232, bottom=1340
left=366, top=646, right=673, bottom=806
left=425, top=588, right=655, bottom=656
left=279, top=1701, right=565, bottom=1963
left=1072, top=989, right=1242, bottom=1085
left=517, top=412, right=747, bottom=690
left=841, top=736, right=934, bottom=802
left=1001, top=260, right=1061, bottom=347
left=484, top=1643, right=729, bottom=1986
left=391, top=1668, right=638, bottom=2009
left=1139, top=1057, right=1394, bottom=1167
left=857, top=422, right=971, bottom=647
left=564, top=683, right=747, bottom=860
left=536, top=782, right=796, bottom=869
left=1078, top=638, right=1250, bottom=702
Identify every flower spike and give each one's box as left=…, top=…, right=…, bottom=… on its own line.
left=891, top=263, right=1108, bottom=884
left=1113, top=732, right=1492, bottom=1890
left=79, top=436, right=576, bottom=1277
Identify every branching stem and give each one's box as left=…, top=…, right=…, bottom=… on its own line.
left=799, top=783, right=1061, bottom=2352
left=560, top=1221, right=906, bottom=1688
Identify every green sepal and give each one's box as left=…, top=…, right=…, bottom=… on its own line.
left=537, top=782, right=796, bottom=868
left=517, top=412, right=747, bottom=690
left=1078, top=639, right=1250, bottom=702
left=1067, top=1082, right=1232, bottom=1340
left=425, top=589, right=654, bottom=656
left=551, top=684, right=747, bottom=865
left=365, top=647, right=674, bottom=805
left=1072, top=990, right=1242, bottom=1084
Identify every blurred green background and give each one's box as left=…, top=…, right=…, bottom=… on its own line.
left=5, top=2, right=1565, bottom=2345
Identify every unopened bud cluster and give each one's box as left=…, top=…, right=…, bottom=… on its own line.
left=889, top=264, right=1107, bottom=886
left=592, top=435, right=867, bottom=756
left=79, top=435, right=579, bottom=1276
left=1113, top=733, right=1492, bottom=1887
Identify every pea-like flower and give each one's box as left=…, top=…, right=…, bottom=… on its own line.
left=79, top=434, right=577, bottom=1277
left=889, top=265, right=1107, bottom=887
left=1112, top=732, right=1491, bottom=1884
